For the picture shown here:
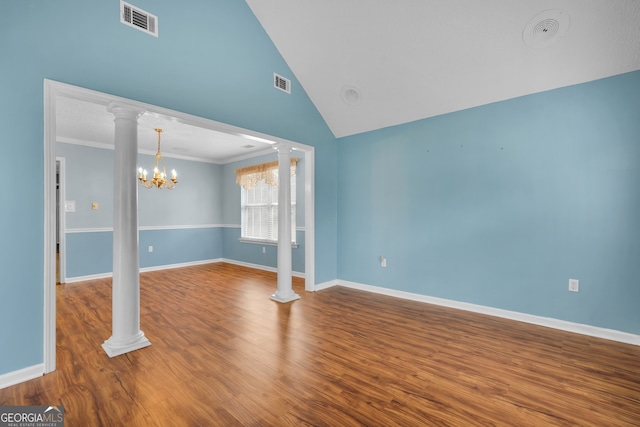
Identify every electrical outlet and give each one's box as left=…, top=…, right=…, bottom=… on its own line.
left=380, top=256, right=387, bottom=267
left=262, top=246, right=266, bottom=254
left=148, top=246, right=153, bottom=253
left=568, top=278, right=579, bottom=292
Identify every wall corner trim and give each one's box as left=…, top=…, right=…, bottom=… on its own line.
left=0, top=364, right=44, bottom=390
left=337, top=280, right=640, bottom=347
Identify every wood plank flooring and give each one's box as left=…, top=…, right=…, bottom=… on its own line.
left=1, top=262, right=639, bottom=426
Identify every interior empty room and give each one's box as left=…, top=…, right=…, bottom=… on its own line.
left=1, top=1, right=639, bottom=425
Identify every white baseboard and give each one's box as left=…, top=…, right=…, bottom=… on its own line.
left=220, top=258, right=305, bottom=279
left=0, top=364, right=43, bottom=390
left=64, top=272, right=112, bottom=283
left=313, top=279, right=339, bottom=292
left=338, top=280, right=640, bottom=347
left=140, top=259, right=223, bottom=273
left=64, top=259, right=223, bottom=283
left=61, top=266, right=640, bottom=346
left=64, top=258, right=305, bottom=283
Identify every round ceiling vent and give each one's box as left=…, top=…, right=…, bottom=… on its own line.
left=341, top=85, right=362, bottom=105
left=523, top=9, right=570, bottom=49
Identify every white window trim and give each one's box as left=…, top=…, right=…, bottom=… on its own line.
left=239, top=237, right=299, bottom=248
left=236, top=159, right=298, bottom=244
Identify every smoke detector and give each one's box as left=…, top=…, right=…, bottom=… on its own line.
left=341, top=85, right=362, bottom=105
left=523, top=9, right=570, bottom=49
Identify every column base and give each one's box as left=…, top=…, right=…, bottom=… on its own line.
left=102, top=331, right=151, bottom=358
left=270, top=292, right=300, bottom=304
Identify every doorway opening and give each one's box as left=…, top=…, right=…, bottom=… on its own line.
left=43, top=79, right=316, bottom=374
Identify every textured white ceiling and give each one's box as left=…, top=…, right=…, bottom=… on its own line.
left=246, top=0, right=640, bottom=137
left=56, top=96, right=273, bottom=164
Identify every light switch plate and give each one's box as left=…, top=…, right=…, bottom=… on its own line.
left=65, top=201, right=76, bottom=212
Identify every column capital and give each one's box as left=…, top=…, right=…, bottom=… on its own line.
left=273, top=142, right=293, bottom=154
left=107, top=101, right=145, bottom=121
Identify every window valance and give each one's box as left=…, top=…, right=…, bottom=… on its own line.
left=235, top=158, right=299, bottom=190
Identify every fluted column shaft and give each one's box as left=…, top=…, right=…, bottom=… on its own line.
left=270, top=144, right=299, bottom=303
left=102, top=103, right=151, bottom=357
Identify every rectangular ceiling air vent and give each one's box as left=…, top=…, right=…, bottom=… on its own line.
left=120, top=1, right=158, bottom=37
left=274, top=73, right=291, bottom=94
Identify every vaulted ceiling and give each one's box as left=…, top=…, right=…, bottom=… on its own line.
left=246, top=0, right=640, bottom=137
left=57, top=1, right=640, bottom=161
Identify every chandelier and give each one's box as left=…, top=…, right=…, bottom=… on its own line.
left=138, top=128, right=177, bottom=189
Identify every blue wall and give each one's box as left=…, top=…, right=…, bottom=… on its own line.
left=56, top=143, right=114, bottom=229
left=139, top=228, right=222, bottom=268
left=222, top=228, right=305, bottom=273
left=57, top=142, right=223, bottom=228
left=1, top=0, right=637, bottom=380
left=221, top=152, right=306, bottom=272
left=0, top=0, right=337, bottom=376
left=58, top=142, right=225, bottom=279
left=338, top=71, right=640, bottom=335
left=58, top=143, right=305, bottom=278
left=65, top=228, right=223, bottom=278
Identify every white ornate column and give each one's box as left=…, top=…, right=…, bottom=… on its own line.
left=102, top=102, right=151, bottom=357
left=270, top=143, right=300, bottom=303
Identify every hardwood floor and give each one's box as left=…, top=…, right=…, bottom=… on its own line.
left=2, top=263, right=640, bottom=426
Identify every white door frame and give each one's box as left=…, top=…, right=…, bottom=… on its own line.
left=56, top=157, right=67, bottom=284
left=43, top=79, right=316, bottom=373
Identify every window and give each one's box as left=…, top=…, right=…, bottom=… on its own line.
left=236, top=159, right=298, bottom=243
